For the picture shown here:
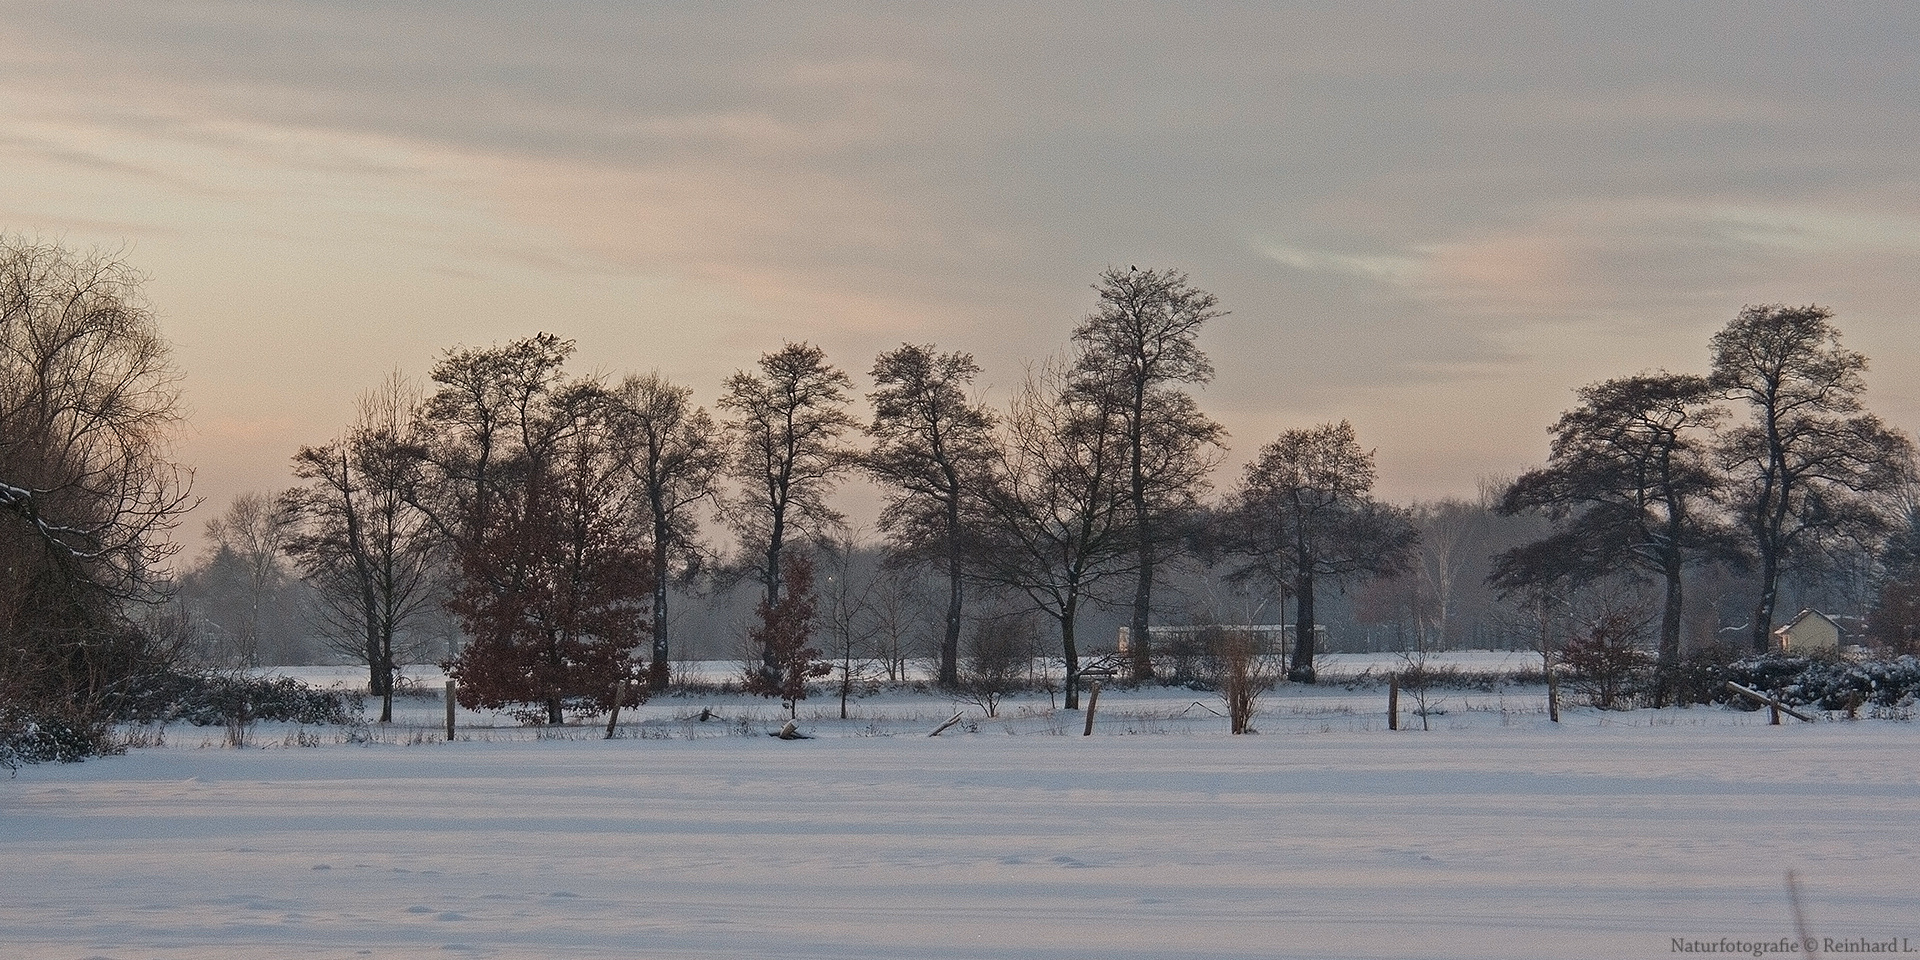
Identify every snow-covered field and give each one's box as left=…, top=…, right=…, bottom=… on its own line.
left=7, top=664, right=1919, bottom=959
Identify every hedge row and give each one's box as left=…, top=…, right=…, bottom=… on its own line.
left=1718, top=654, right=1920, bottom=713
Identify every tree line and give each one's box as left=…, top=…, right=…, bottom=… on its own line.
left=8, top=237, right=1920, bottom=740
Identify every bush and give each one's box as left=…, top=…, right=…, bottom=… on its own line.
left=4, top=673, right=363, bottom=763
left=1666, top=642, right=1745, bottom=707
left=157, top=672, right=364, bottom=727
left=1202, top=628, right=1279, bottom=735
left=956, top=615, right=1038, bottom=718
left=1719, top=654, right=1920, bottom=716
left=1561, top=613, right=1654, bottom=710
left=0, top=710, right=111, bottom=771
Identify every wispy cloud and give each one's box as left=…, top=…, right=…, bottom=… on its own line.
left=6, top=0, right=1920, bottom=514
left=1256, top=242, right=1425, bottom=285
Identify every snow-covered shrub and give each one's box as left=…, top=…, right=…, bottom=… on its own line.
left=1719, top=654, right=1920, bottom=715
left=1666, top=643, right=1746, bottom=706
left=0, top=711, right=108, bottom=770
left=162, top=673, right=363, bottom=727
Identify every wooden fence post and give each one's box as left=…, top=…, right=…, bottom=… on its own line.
left=1082, top=681, right=1101, bottom=737
left=444, top=680, right=456, bottom=741
left=1388, top=672, right=1399, bottom=731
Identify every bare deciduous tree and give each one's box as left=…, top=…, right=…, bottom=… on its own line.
left=956, top=612, right=1038, bottom=718
left=719, top=342, right=857, bottom=682
left=1710, top=305, right=1915, bottom=652
left=1072, top=266, right=1226, bottom=681
left=866, top=564, right=934, bottom=682
left=1203, top=627, right=1279, bottom=735
left=816, top=533, right=882, bottom=719
left=282, top=373, right=441, bottom=722
left=1, top=238, right=193, bottom=733
left=610, top=372, right=723, bottom=690
left=866, top=343, right=997, bottom=688
left=969, top=361, right=1135, bottom=709
left=1495, top=374, right=1729, bottom=703
left=199, top=492, right=292, bottom=667
left=1227, top=421, right=1417, bottom=683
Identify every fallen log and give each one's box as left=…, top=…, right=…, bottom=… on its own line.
left=928, top=712, right=967, bottom=737
left=1724, top=681, right=1817, bottom=724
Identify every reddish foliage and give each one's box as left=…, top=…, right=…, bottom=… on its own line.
left=444, top=471, right=651, bottom=725
left=744, top=554, right=828, bottom=715
left=1868, top=574, right=1920, bottom=655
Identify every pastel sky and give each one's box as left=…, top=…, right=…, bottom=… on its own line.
left=5, top=2, right=1919, bottom=559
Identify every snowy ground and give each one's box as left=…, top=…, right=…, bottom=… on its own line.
left=6, top=660, right=1919, bottom=959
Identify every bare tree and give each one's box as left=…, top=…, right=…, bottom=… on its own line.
left=969, top=361, right=1135, bottom=709
left=1072, top=266, right=1226, bottom=680
left=610, top=372, right=724, bottom=690
left=199, top=492, right=292, bottom=667
left=1710, top=305, right=1915, bottom=652
left=816, top=533, right=882, bottom=718
left=1203, top=627, right=1280, bottom=734
left=282, top=373, right=441, bottom=722
left=1227, top=421, right=1417, bottom=682
left=1409, top=498, right=1493, bottom=649
left=413, top=332, right=595, bottom=543
left=956, top=612, right=1038, bottom=718
left=1495, top=373, right=1729, bottom=703
left=866, top=564, right=934, bottom=682
left=865, top=343, right=996, bottom=688
left=0, top=239, right=192, bottom=600
left=719, top=342, right=857, bottom=682
left=1, top=238, right=194, bottom=734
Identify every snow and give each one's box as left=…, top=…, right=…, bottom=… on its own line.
left=6, top=671, right=1918, bottom=959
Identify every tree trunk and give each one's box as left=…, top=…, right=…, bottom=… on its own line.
left=1749, top=542, right=1780, bottom=654
left=1060, top=602, right=1081, bottom=711
left=649, top=539, right=671, bottom=691
left=547, top=630, right=566, bottom=725
left=1127, top=388, right=1156, bottom=682
left=604, top=675, right=627, bottom=739
left=379, top=652, right=394, bottom=724
left=762, top=511, right=785, bottom=681
left=1288, top=565, right=1318, bottom=683
left=940, top=537, right=962, bottom=688
left=1129, top=542, right=1155, bottom=682
left=1654, top=554, right=1685, bottom=707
